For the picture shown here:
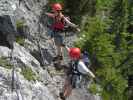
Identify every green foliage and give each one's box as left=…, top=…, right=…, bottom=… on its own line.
left=0, top=57, right=13, bottom=69
left=128, top=0, right=133, bottom=25
left=64, top=0, right=96, bottom=24
left=110, top=0, right=130, bottom=35
left=89, top=83, right=102, bottom=94
left=68, top=0, right=133, bottom=99
left=15, top=20, right=25, bottom=46
left=75, top=15, right=130, bottom=100
left=76, top=17, right=113, bottom=56
left=97, top=67, right=127, bottom=100
left=16, top=20, right=25, bottom=29
left=21, top=67, right=37, bottom=81
left=16, top=36, right=25, bottom=46
left=49, top=0, right=64, bottom=3
left=96, top=0, right=114, bottom=10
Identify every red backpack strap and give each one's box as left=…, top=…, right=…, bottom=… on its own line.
left=54, top=15, right=64, bottom=23
left=51, top=14, right=66, bottom=30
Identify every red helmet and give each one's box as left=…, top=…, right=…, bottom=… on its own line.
left=52, top=3, right=62, bottom=11
left=69, top=48, right=81, bottom=59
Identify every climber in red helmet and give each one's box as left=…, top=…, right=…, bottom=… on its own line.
left=59, top=47, right=95, bottom=100
left=52, top=3, right=62, bottom=11
left=68, top=47, right=81, bottom=60
left=45, top=3, right=80, bottom=61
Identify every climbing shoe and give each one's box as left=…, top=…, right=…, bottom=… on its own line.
left=52, top=55, right=63, bottom=61
left=53, top=62, right=62, bottom=71
left=59, top=92, right=66, bottom=100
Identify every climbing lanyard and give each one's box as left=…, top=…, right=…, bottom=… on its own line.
left=10, top=47, right=23, bottom=100
left=36, top=13, right=52, bottom=83
left=37, top=15, right=48, bottom=67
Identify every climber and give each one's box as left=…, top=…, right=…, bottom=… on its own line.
left=60, top=47, right=95, bottom=100
left=45, top=3, right=80, bottom=61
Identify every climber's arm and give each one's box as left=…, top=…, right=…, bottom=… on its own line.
left=64, top=17, right=80, bottom=32
left=45, top=12, right=54, bottom=18
left=87, top=69, right=95, bottom=78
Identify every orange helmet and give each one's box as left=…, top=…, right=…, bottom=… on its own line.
left=69, top=48, right=81, bottom=59
left=52, top=3, right=62, bottom=11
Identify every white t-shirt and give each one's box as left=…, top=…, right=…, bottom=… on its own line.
left=78, top=61, right=89, bottom=74
left=78, top=60, right=95, bottom=78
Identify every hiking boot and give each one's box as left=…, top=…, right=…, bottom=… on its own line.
left=53, top=62, right=62, bottom=70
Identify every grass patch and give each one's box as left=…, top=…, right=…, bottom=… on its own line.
left=21, top=67, right=37, bottom=81
left=89, top=83, right=100, bottom=94
left=0, top=57, right=13, bottom=69
left=49, top=69, right=64, bottom=76
left=16, top=36, right=25, bottom=46
left=16, top=20, right=25, bottom=29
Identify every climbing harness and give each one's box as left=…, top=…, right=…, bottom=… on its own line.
left=70, top=60, right=82, bottom=88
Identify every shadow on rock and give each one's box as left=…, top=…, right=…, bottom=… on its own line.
left=0, top=15, right=17, bottom=49
left=31, top=48, right=54, bottom=66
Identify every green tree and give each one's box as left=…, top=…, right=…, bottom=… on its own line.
left=64, top=0, right=96, bottom=24
left=74, top=0, right=133, bottom=98
left=76, top=16, right=129, bottom=100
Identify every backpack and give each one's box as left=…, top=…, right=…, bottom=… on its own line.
left=51, top=15, right=65, bottom=30
left=71, top=60, right=81, bottom=75
left=70, top=60, right=89, bottom=88
left=48, top=15, right=71, bottom=31
left=82, top=51, right=91, bottom=67
left=70, top=60, right=82, bottom=88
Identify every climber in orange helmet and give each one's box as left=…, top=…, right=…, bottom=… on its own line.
left=45, top=3, right=80, bottom=61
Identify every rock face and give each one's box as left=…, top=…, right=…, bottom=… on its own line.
left=0, top=0, right=18, bottom=16
left=0, top=67, right=54, bottom=100
left=0, top=0, right=101, bottom=100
